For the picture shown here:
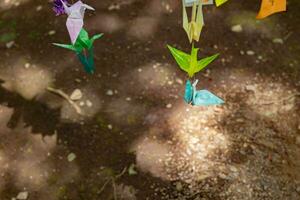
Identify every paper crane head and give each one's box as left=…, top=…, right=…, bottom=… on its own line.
left=184, top=79, right=224, bottom=106
left=53, top=0, right=69, bottom=16
left=60, top=0, right=95, bottom=44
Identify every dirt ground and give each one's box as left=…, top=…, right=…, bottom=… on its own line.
left=0, top=0, right=300, bottom=199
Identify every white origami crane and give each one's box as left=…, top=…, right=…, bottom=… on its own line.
left=60, top=0, right=95, bottom=44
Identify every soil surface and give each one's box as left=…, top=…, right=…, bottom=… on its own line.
left=0, top=0, right=300, bottom=200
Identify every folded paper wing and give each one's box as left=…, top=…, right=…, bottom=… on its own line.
left=184, top=80, right=224, bottom=106
left=167, top=45, right=191, bottom=74
left=167, top=45, right=218, bottom=77
left=183, top=0, right=204, bottom=43
left=61, top=0, right=95, bottom=44
left=215, top=0, right=228, bottom=7
left=256, top=0, right=286, bottom=19
left=184, top=79, right=193, bottom=103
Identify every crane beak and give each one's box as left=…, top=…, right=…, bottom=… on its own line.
left=82, top=4, right=95, bottom=11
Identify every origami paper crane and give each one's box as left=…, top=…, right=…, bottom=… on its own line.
left=60, top=0, right=95, bottom=44
left=256, top=0, right=286, bottom=19
left=53, top=28, right=103, bottom=74
left=215, top=0, right=228, bottom=7
left=167, top=44, right=219, bottom=77
left=184, top=79, right=224, bottom=106
left=182, top=0, right=204, bottom=43
left=185, top=0, right=213, bottom=7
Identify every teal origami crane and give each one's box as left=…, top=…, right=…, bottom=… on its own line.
left=53, top=28, right=103, bottom=74
left=167, top=44, right=219, bottom=77
left=184, top=79, right=224, bottom=106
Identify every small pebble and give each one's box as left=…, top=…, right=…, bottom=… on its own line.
left=272, top=38, right=284, bottom=44
left=106, top=90, right=113, bottom=96
left=48, top=30, right=56, bottom=36
left=108, top=4, right=120, bottom=11
left=16, top=191, right=28, bottom=200
left=176, top=182, right=183, bottom=191
left=36, top=5, right=42, bottom=11
left=70, top=89, right=83, bottom=101
left=166, top=104, right=172, bottom=108
left=86, top=100, right=92, bottom=107
left=108, top=124, right=113, bottom=129
left=67, top=153, right=76, bottom=162
left=231, top=24, right=243, bottom=33
left=246, top=50, right=255, bottom=56
left=24, top=63, right=30, bottom=69
left=6, top=41, right=14, bottom=48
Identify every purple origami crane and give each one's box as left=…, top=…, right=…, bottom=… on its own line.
left=60, top=0, right=95, bottom=44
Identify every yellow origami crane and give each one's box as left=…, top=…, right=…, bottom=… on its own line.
left=256, top=0, right=286, bottom=19
left=215, top=0, right=228, bottom=7
left=183, top=0, right=204, bottom=43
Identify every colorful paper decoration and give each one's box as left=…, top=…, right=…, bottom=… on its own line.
left=182, top=0, right=204, bottom=43
left=60, top=0, right=95, bottom=44
left=256, top=0, right=286, bottom=19
left=53, top=29, right=103, bottom=74
left=167, top=44, right=219, bottom=77
left=184, top=79, right=224, bottom=106
left=215, top=0, right=228, bottom=7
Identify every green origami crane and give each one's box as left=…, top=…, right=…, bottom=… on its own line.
left=167, top=44, right=219, bottom=77
left=53, top=28, right=103, bottom=74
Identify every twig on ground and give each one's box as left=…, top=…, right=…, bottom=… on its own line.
left=112, top=178, right=118, bottom=200
left=98, top=179, right=111, bottom=195
left=97, top=167, right=127, bottom=198
left=46, top=86, right=83, bottom=115
left=115, top=167, right=127, bottom=179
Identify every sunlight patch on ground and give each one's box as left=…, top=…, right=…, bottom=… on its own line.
left=165, top=105, right=230, bottom=185
left=132, top=103, right=230, bottom=185
left=0, top=60, right=52, bottom=100
left=244, top=81, right=297, bottom=118
left=132, top=135, right=171, bottom=179
left=0, top=105, right=79, bottom=200
left=0, top=0, right=29, bottom=11
left=0, top=104, right=13, bottom=132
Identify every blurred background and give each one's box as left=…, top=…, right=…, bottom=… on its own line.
left=0, top=0, right=300, bottom=199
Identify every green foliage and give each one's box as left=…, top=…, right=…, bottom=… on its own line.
left=0, top=32, right=17, bottom=43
